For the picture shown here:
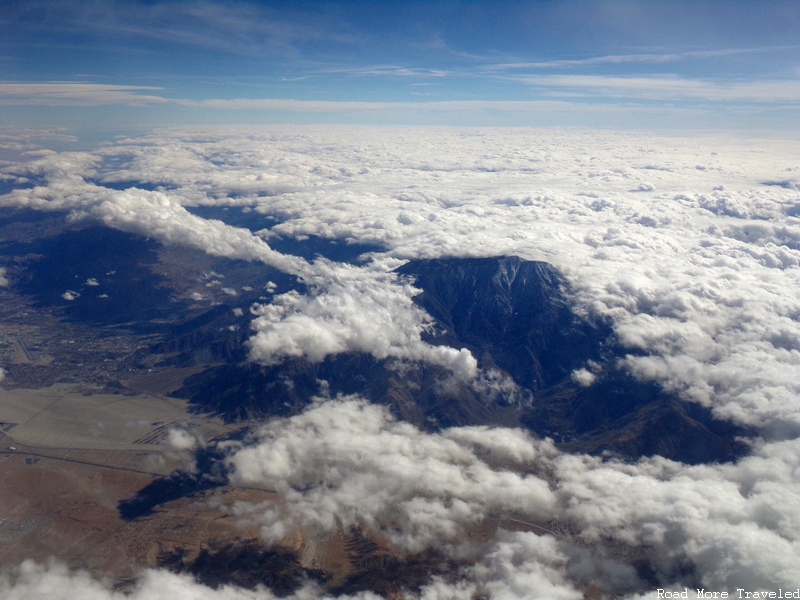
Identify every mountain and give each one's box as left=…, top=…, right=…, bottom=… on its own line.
left=395, top=256, right=611, bottom=391
left=174, top=255, right=748, bottom=464
left=0, top=214, right=744, bottom=463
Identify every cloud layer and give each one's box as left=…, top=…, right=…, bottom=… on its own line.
left=0, top=147, right=475, bottom=377
left=224, top=397, right=800, bottom=595
left=0, top=83, right=168, bottom=107
left=1, top=126, right=799, bottom=596
left=227, top=397, right=557, bottom=554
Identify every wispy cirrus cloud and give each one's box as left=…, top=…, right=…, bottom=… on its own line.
left=186, top=96, right=797, bottom=131
left=483, top=46, right=799, bottom=71
left=192, top=98, right=546, bottom=112
left=6, top=77, right=798, bottom=112
left=516, top=74, right=800, bottom=104
left=4, top=0, right=358, bottom=59
left=0, top=82, right=168, bottom=106
left=319, top=65, right=448, bottom=78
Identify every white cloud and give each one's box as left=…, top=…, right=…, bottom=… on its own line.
left=320, top=65, right=448, bottom=78
left=227, top=397, right=557, bottom=553
left=182, top=98, right=746, bottom=130
left=0, top=82, right=168, bottom=107
left=247, top=262, right=477, bottom=379
left=0, top=267, right=8, bottom=287
left=166, top=428, right=200, bottom=452
left=0, top=149, right=476, bottom=377
left=514, top=74, right=800, bottom=104
left=192, top=98, right=582, bottom=113
left=0, top=559, right=374, bottom=600
left=483, top=46, right=797, bottom=71
left=5, top=126, right=798, bottom=431
left=0, top=127, right=79, bottom=154
left=219, top=393, right=800, bottom=594
left=552, top=443, right=800, bottom=590
left=2, top=126, right=800, bottom=596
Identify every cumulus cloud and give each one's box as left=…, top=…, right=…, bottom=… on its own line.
left=0, top=559, right=374, bottom=600
left=0, top=127, right=79, bottom=155
left=166, top=427, right=201, bottom=452
left=0, top=149, right=476, bottom=377
left=227, top=397, right=557, bottom=553
left=223, top=397, right=800, bottom=595
left=247, top=261, right=477, bottom=379
left=552, top=444, right=800, bottom=590
left=0, top=153, right=304, bottom=273
left=570, top=368, right=596, bottom=387
left=219, top=397, right=653, bottom=596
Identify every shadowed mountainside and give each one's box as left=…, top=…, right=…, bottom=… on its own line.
left=396, top=256, right=612, bottom=391
left=174, top=255, right=748, bottom=464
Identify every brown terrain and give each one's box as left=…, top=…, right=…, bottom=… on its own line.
left=0, top=379, right=254, bottom=581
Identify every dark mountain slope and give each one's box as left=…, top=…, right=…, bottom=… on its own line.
left=173, top=255, right=748, bottom=464
left=396, top=256, right=612, bottom=391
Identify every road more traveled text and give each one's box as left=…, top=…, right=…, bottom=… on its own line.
left=657, top=590, right=800, bottom=599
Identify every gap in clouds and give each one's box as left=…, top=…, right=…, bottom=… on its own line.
left=185, top=205, right=387, bottom=263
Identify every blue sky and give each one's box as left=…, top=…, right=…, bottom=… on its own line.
left=1, top=0, right=799, bottom=136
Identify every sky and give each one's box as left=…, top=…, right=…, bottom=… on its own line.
left=1, top=0, right=799, bottom=137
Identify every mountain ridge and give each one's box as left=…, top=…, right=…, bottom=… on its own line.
left=172, top=254, right=749, bottom=464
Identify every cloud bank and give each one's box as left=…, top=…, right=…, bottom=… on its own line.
left=222, top=398, right=800, bottom=595
left=0, top=83, right=168, bottom=107
left=1, top=126, right=799, bottom=596
left=0, top=146, right=476, bottom=377
left=227, top=397, right=557, bottom=554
